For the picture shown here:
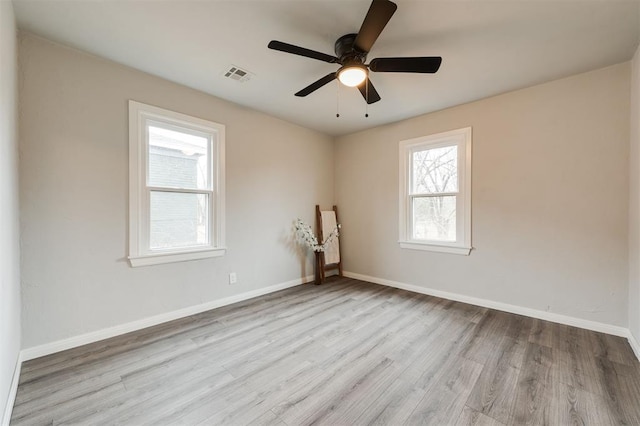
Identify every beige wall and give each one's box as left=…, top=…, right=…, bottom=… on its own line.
left=630, top=45, right=640, bottom=343
left=16, top=28, right=637, bottom=351
left=0, top=0, right=20, bottom=420
left=335, top=63, right=630, bottom=327
left=18, top=33, right=334, bottom=348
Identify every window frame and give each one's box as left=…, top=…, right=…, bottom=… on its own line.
left=398, top=127, right=472, bottom=255
left=128, top=100, right=226, bottom=267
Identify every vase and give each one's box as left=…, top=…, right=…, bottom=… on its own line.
left=314, top=251, right=322, bottom=285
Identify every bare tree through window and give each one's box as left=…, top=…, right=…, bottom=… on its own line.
left=411, top=145, right=458, bottom=241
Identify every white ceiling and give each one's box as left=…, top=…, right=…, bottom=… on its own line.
left=13, top=0, right=640, bottom=136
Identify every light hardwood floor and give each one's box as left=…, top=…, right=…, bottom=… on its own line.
left=11, top=277, right=640, bottom=425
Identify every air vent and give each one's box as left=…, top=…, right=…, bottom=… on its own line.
left=223, top=65, right=253, bottom=83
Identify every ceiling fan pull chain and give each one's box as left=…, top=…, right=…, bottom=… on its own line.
left=336, top=80, right=340, bottom=118
left=365, top=79, right=369, bottom=118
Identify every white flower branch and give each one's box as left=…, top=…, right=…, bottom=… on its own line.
left=294, top=218, right=341, bottom=253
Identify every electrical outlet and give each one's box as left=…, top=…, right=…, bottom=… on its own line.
left=229, top=272, right=237, bottom=284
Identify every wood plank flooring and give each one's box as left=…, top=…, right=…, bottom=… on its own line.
left=11, top=277, right=640, bottom=425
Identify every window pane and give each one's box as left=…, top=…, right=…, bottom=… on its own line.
left=412, top=196, right=456, bottom=242
left=150, top=191, right=209, bottom=249
left=148, top=123, right=210, bottom=190
left=412, top=145, right=457, bottom=194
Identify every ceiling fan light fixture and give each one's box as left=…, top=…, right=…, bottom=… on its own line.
left=337, top=65, right=368, bottom=87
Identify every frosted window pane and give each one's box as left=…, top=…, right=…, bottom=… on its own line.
left=412, top=196, right=456, bottom=242
left=148, top=124, right=210, bottom=190
left=150, top=192, right=209, bottom=249
left=412, top=146, right=457, bottom=194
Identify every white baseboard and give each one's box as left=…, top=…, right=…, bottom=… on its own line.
left=21, top=275, right=312, bottom=361
left=2, top=352, right=22, bottom=426
left=343, top=271, right=630, bottom=338
left=628, top=331, right=640, bottom=362
left=16, top=271, right=640, bottom=365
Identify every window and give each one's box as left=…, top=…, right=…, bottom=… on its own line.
left=399, top=127, right=471, bottom=255
left=128, top=101, right=225, bottom=266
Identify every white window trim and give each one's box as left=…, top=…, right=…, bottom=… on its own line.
left=398, top=127, right=472, bottom=256
left=128, top=101, right=226, bottom=267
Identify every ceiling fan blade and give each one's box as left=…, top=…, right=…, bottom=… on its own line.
left=369, top=57, right=442, bottom=73
left=268, top=40, right=338, bottom=64
left=354, top=0, right=397, bottom=53
left=295, top=73, right=337, bottom=97
left=357, top=78, right=381, bottom=104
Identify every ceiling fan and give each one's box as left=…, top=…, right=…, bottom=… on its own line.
left=268, top=0, right=442, bottom=104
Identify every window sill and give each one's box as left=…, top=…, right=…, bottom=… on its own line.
left=129, top=247, right=227, bottom=267
left=399, top=241, right=472, bottom=256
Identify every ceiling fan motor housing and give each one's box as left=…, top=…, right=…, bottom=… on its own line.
left=335, top=34, right=367, bottom=65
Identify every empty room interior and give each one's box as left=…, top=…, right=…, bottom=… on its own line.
left=3, top=0, right=640, bottom=424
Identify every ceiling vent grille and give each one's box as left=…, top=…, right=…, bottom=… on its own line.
left=223, top=65, right=253, bottom=83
